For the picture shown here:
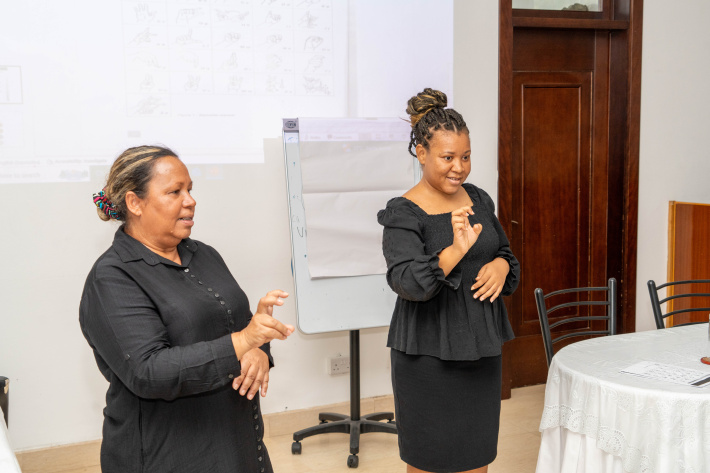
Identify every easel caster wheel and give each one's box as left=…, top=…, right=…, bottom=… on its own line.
left=291, top=442, right=302, bottom=454
left=347, top=454, right=359, bottom=468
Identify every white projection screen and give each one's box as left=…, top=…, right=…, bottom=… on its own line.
left=0, top=0, right=453, bottom=183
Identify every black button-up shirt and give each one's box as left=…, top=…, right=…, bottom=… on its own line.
left=80, top=228, right=273, bottom=472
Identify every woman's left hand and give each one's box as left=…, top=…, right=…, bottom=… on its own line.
left=471, top=258, right=510, bottom=302
left=232, top=348, right=270, bottom=399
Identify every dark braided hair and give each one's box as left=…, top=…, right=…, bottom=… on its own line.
left=406, top=88, right=468, bottom=157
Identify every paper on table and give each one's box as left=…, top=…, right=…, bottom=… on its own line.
left=621, top=361, right=710, bottom=387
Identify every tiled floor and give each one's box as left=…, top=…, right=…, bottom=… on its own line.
left=16, top=384, right=545, bottom=473
left=268, top=384, right=545, bottom=473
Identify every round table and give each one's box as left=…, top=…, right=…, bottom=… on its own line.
left=536, top=324, right=710, bottom=473
left=0, top=416, right=20, bottom=473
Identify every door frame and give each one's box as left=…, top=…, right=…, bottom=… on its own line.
left=497, top=0, right=643, bottom=396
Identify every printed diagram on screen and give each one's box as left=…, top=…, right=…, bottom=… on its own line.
left=0, top=66, right=22, bottom=104
left=122, top=0, right=336, bottom=117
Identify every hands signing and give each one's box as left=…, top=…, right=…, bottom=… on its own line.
left=231, top=290, right=294, bottom=397
left=471, top=258, right=509, bottom=302
left=451, top=206, right=482, bottom=257
left=234, top=290, right=294, bottom=361
left=233, top=347, right=270, bottom=399
left=244, top=290, right=294, bottom=347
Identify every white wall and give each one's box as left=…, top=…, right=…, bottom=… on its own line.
left=0, top=0, right=499, bottom=452
left=453, top=1, right=500, bottom=196
left=636, top=1, right=710, bottom=331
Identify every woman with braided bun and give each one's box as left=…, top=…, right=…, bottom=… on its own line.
left=80, top=145, right=294, bottom=473
left=377, top=89, right=520, bottom=473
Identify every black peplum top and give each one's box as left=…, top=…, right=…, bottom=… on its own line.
left=377, top=183, right=520, bottom=361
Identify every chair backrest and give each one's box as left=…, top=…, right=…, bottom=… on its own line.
left=535, top=278, right=617, bottom=367
left=647, top=279, right=710, bottom=329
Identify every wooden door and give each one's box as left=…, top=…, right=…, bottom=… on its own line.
left=509, top=33, right=610, bottom=386
left=497, top=0, right=643, bottom=392
left=667, top=202, right=710, bottom=326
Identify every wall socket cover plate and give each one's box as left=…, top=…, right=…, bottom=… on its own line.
left=328, top=356, right=350, bottom=375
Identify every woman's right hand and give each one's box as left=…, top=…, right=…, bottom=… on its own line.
left=451, top=206, right=482, bottom=256
left=232, top=290, right=294, bottom=360
left=437, top=207, right=483, bottom=276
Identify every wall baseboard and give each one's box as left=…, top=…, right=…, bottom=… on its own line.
left=15, top=394, right=395, bottom=473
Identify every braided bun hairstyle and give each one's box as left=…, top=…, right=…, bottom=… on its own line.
left=94, top=145, right=178, bottom=222
left=406, top=88, right=468, bottom=157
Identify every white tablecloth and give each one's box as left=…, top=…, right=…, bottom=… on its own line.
left=536, top=325, right=710, bottom=473
left=0, top=417, right=21, bottom=473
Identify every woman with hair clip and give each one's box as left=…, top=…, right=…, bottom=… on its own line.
left=378, top=89, right=520, bottom=473
left=80, top=146, right=294, bottom=473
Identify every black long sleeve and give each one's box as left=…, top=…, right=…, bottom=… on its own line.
left=79, top=228, right=273, bottom=473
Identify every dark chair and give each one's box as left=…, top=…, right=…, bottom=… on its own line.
left=0, top=376, right=8, bottom=426
left=647, top=279, right=710, bottom=329
left=535, top=278, right=617, bottom=366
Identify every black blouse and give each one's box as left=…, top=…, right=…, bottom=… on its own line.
left=79, top=228, right=273, bottom=473
left=377, top=183, right=520, bottom=361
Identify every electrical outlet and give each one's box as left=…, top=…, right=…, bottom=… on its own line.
left=328, top=355, right=350, bottom=375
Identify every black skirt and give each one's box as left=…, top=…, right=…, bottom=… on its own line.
left=390, top=349, right=502, bottom=473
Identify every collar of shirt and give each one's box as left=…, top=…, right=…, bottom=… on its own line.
left=111, top=226, right=198, bottom=268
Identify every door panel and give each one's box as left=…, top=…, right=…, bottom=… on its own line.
left=513, top=74, right=592, bottom=339
left=505, top=30, right=610, bottom=387
left=512, top=28, right=595, bottom=71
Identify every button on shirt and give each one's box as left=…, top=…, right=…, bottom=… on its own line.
left=80, top=228, right=273, bottom=473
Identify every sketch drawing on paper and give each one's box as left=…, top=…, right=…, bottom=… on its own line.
left=214, top=10, right=249, bottom=23
left=128, top=28, right=157, bottom=46
left=133, top=4, right=158, bottom=23
left=175, top=29, right=200, bottom=46
left=220, top=52, right=240, bottom=70
left=263, top=34, right=283, bottom=49
left=183, top=75, right=202, bottom=93
left=129, top=51, right=161, bottom=69
left=299, top=11, right=318, bottom=29
left=216, top=32, right=242, bottom=46
left=132, top=96, right=167, bottom=116
left=139, top=74, right=155, bottom=92
left=303, top=36, right=324, bottom=51
left=304, top=55, right=324, bottom=73
left=302, top=76, right=330, bottom=95
left=176, top=51, right=200, bottom=69
left=265, top=76, right=287, bottom=94
left=176, top=8, right=205, bottom=25
left=263, top=11, right=282, bottom=26
left=226, top=75, right=247, bottom=94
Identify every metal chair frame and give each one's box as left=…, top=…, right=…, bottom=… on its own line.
left=647, top=279, right=710, bottom=329
left=535, top=278, right=617, bottom=367
left=0, top=376, right=7, bottom=426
